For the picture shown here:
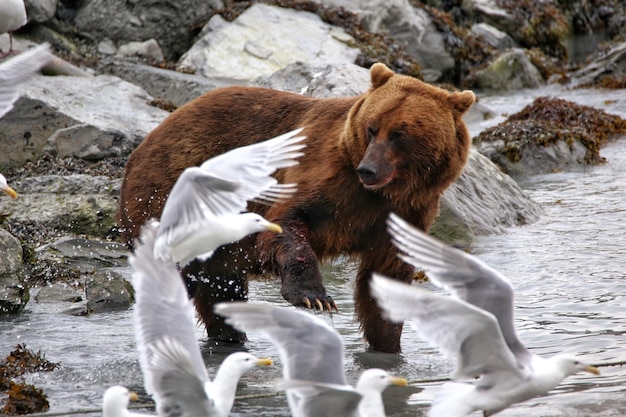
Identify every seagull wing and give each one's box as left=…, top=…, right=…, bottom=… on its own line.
left=386, top=213, right=532, bottom=365
left=200, top=127, right=305, bottom=206
left=370, top=274, right=526, bottom=386
left=130, top=221, right=210, bottom=397
left=215, top=302, right=347, bottom=385
left=156, top=129, right=305, bottom=255
left=281, top=380, right=361, bottom=417
left=148, top=337, right=215, bottom=417
left=0, top=44, right=54, bottom=118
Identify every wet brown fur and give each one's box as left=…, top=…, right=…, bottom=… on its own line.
left=118, top=63, right=475, bottom=353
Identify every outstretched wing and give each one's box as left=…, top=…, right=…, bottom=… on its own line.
left=370, top=274, right=526, bottom=386
left=386, top=212, right=532, bottom=365
left=130, top=221, right=210, bottom=397
left=0, top=44, right=54, bottom=118
left=215, top=302, right=347, bottom=385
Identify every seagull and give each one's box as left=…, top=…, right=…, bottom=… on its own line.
left=0, top=0, right=27, bottom=56
left=0, top=173, right=17, bottom=198
left=215, top=302, right=408, bottom=417
left=0, top=43, right=54, bottom=118
left=369, top=212, right=600, bottom=417
left=128, top=220, right=273, bottom=417
left=102, top=385, right=141, bottom=417
left=153, top=128, right=306, bottom=267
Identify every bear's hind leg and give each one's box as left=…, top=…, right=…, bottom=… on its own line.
left=185, top=262, right=248, bottom=343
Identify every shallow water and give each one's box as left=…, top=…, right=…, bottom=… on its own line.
left=1, top=85, right=626, bottom=416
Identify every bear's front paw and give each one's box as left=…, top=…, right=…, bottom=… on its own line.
left=281, top=286, right=338, bottom=313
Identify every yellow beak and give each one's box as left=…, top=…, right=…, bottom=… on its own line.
left=2, top=186, right=17, bottom=199
left=256, top=358, right=273, bottom=366
left=129, top=391, right=139, bottom=401
left=584, top=365, right=600, bottom=375
left=265, top=222, right=283, bottom=233
left=390, top=376, right=409, bottom=386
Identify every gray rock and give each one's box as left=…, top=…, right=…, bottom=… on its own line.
left=431, top=150, right=543, bottom=246
left=72, top=0, right=222, bottom=61
left=35, top=283, right=82, bottom=303
left=117, top=39, right=165, bottom=63
left=37, top=236, right=129, bottom=271
left=462, top=0, right=518, bottom=35
left=572, top=41, right=626, bottom=87
left=25, top=0, right=59, bottom=23
left=319, top=0, right=454, bottom=82
left=475, top=48, right=543, bottom=90
left=0, top=229, right=28, bottom=315
left=98, top=38, right=117, bottom=55
left=85, top=269, right=134, bottom=313
left=0, top=74, right=169, bottom=170
left=98, top=58, right=243, bottom=107
left=0, top=175, right=122, bottom=239
left=253, top=61, right=371, bottom=98
left=179, top=4, right=360, bottom=81
left=474, top=121, right=590, bottom=178
left=471, top=22, right=516, bottom=50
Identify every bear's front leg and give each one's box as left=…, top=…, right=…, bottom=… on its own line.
left=258, top=218, right=337, bottom=312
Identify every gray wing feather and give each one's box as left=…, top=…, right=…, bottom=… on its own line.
left=386, top=213, right=532, bottom=365
left=370, top=274, right=525, bottom=386
left=130, top=221, right=210, bottom=396
left=215, top=303, right=347, bottom=385
left=148, top=337, right=214, bottom=417
left=282, top=380, right=361, bottom=417
left=0, top=44, right=54, bottom=118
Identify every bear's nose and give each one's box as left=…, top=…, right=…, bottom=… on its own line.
left=356, top=164, right=377, bottom=182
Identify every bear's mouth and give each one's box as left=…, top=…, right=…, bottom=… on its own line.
left=360, top=169, right=396, bottom=190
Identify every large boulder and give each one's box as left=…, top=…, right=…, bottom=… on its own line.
left=0, top=74, right=169, bottom=171
left=319, top=0, right=454, bottom=82
left=474, top=48, right=543, bottom=90
left=179, top=4, right=360, bottom=81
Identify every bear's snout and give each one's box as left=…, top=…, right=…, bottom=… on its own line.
left=356, top=161, right=396, bottom=189
left=356, top=164, right=377, bottom=182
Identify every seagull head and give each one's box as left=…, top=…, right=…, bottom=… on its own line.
left=0, top=174, right=17, bottom=199
left=102, top=385, right=139, bottom=417
left=553, top=354, right=600, bottom=377
left=356, top=368, right=409, bottom=392
left=239, top=212, right=283, bottom=234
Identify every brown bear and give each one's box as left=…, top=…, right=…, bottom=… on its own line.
left=118, top=63, right=475, bottom=353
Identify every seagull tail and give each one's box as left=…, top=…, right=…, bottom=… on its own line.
left=428, top=382, right=476, bottom=417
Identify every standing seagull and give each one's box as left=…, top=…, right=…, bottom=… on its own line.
left=216, top=302, right=408, bottom=417
left=0, top=0, right=27, bottom=56
left=0, top=43, right=54, bottom=118
left=153, top=128, right=306, bottom=267
left=370, top=213, right=600, bottom=417
left=106, top=220, right=273, bottom=417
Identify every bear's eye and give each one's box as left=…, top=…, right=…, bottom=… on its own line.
left=366, top=127, right=377, bottom=142
left=389, top=131, right=406, bottom=142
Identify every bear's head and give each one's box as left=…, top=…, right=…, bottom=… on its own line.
left=343, top=63, right=475, bottom=203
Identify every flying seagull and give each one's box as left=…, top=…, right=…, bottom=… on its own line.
left=154, top=128, right=306, bottom=267
left=0, top=43, right=54, bottom=118
left=120, top=220, right=273, bottom=417
left=216, top=302, right=408, bottom=417
left=370, top=212, right=600, bottom=417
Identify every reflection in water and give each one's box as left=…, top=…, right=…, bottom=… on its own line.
left=1, top=86, right=625, bottom=416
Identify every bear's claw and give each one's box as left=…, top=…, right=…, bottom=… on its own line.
left=301, top=296, right=338, bottom=313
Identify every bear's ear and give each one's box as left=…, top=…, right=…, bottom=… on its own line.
left=370, top=63, right=395, bottom=88
left=447, top=90, right=476, bottom=115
